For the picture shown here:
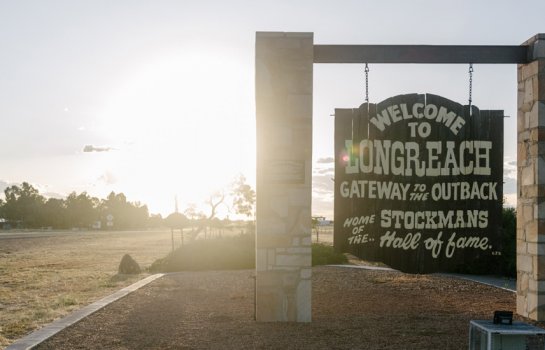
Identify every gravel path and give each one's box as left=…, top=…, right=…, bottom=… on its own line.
left=34, top=266, right=521, bottom=349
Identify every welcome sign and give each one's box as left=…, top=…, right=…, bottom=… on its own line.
left=333, top=94, right=503, bottom=273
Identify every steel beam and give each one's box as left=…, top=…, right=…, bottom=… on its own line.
left=313, top=45, right=529, bottom=64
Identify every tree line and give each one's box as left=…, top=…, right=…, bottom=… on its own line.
left=0, top=175, right=256, bottom=231
left=0, top=182, right=148, bottom=230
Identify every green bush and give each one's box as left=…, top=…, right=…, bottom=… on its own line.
left=312, top=243, right=348, bottom=266
left=499, top=207, right=516, bottom=277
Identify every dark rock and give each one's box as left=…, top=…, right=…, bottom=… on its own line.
left=118, top=254, right=141, bottom=274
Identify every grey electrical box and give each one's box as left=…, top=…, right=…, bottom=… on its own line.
left=469, top=320, right=545, bottom=350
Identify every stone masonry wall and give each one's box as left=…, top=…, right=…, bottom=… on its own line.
left=255, top=32, right=313, bottom=322
left=517, top=34, right=545, bottom=320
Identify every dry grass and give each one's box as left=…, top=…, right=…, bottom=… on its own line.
left=0, top=229, right=175, bottom=349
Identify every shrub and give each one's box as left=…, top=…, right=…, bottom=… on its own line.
left=499, top=207, right=516, bottom=277
left=312, top=243, right=348, bottom=266
left=150, top=235, right=349, bottom=272
left=150, top=234, right=255, bottom=272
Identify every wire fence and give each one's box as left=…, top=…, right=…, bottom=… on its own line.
left=169, top=223, right=336, bottom=251
left=312, top=224, right=334, bottom=245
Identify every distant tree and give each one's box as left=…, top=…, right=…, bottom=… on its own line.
left=231, top=175, right=255, bottom=220
left=184, top=203, right=204, bottom=221
left=65, top=192, right=99, bottom=228
left=100, top=191, right=149, bottom=230
left=206, top=192, right=225, bottom=220
left=0, top=199, right=5, bottom=219
left=500, top=207, right=516, bottom=277
left=41, top=198, right=67, bottom=228
left=0, top=183, right=152, bottom=231
left=3, top=182, right=45, bottom=228
left=181, top=193, right=226, bottom=240
left=182, top=203, right=203, bottom=238
left=148, top=213, right=164, bottom=228
left=203, top=192, right=226, bottom=238
left=129, top=201, right=149, bottom=229
left=101, top=192, right=127, bottom=229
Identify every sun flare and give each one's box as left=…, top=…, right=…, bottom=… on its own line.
left=93, top=49, right=255, bottom=215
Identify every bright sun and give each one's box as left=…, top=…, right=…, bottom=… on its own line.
left=93, top=48, right=255, bottom=215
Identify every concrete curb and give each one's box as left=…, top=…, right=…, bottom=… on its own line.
left=6, top=273, right=164, bottom=350
left=437, top=273, right=516, bottom=293
left=328, top=264, right=516, bottom=293
left=327, top=264, right=396, bottom=272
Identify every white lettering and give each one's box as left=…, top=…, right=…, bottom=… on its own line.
left=370, top=103, right=466, bottom=135
left=344, top=139, right=492, bottom=177
left=380, top=209, right=488, bottom=229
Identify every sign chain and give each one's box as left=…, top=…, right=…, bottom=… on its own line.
left=468, top=63, right=474, bottom=115
left=364, top=63, right=369, bottom=103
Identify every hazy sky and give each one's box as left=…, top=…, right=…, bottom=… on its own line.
left=1, top=0, right=543, bottom=218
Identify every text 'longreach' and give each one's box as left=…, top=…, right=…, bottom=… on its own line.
left=344, top=139, right=491, bottom=177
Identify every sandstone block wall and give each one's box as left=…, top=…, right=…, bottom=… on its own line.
left=255, top=32, right=313, bottom=322
left=517, top=33, right=545, bottom=320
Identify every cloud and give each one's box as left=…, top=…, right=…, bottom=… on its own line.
left=312, top=173, right=335, bottom=218
left=0, top=180, right=10, bottom=199
left=504, top=159, right=517, bottom=178
left=43, top=192, right=65, bottom=199
left=83, top=145, right=114, bottom=153
left=98, top=171, right=117, bottom=185
left=503, top=177, right=516, bottom=195
left=317, top=157, right=334, bottom=164
left=312, top=173, right=334, bottom=219
left=504, top=193, right=516, bottom=208
left=314, top=167, right=334, bottom=175
left=503, top=158, right=517, bottom=201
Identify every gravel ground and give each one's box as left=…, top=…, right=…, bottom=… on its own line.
left=34, top=266, right=522, bottom=349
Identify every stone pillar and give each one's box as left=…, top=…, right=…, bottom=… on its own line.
left=255, top=32, right=313, bottom=322
left=517, top=34, right=545, bottom=320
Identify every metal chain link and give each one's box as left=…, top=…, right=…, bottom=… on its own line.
left=468, top=63, right=474, bottom=115
left=364, top=63, right=369, bottom=103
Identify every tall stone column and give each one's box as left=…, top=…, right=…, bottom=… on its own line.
left=517, top=34, right=545, bottom=320
left=255, top=32, right=313, bottom=322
